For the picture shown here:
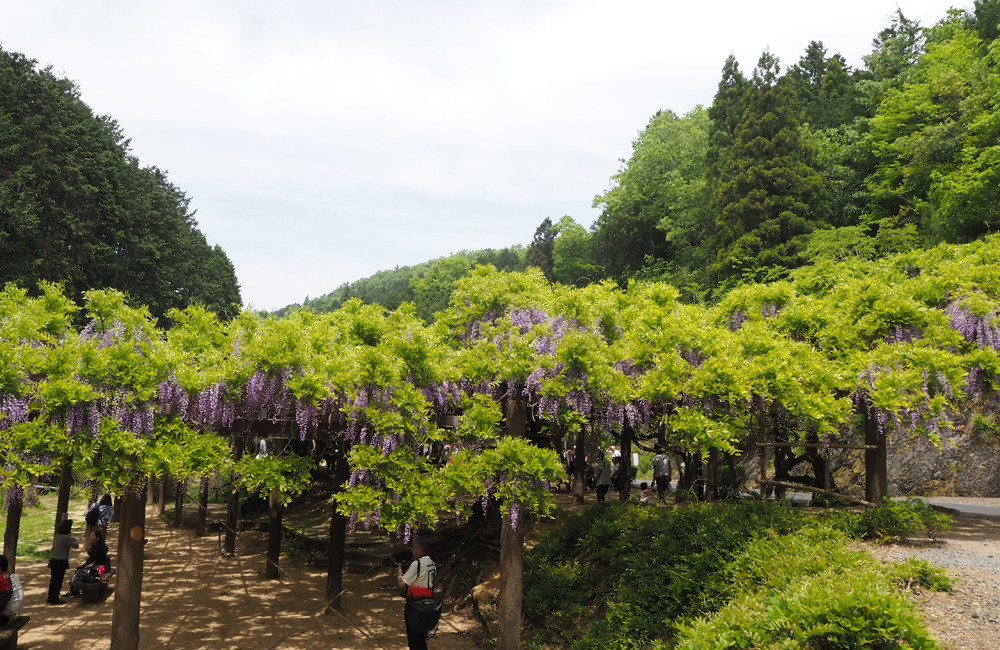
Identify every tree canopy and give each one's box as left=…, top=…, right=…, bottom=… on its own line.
left=0, top=48, right=241, bottom=324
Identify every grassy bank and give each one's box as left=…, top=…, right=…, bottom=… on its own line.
left=523, top=500, right=950, bottom=650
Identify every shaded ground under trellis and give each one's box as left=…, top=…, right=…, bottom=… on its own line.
left=11, top=495, right=486, bottom=650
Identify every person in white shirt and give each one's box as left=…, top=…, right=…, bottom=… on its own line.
left=396, top=536, right=437, bottom=650
left=652, top=450, right=672, bottom=501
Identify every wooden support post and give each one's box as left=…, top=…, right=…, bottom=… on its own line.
left=572, top=426, right=586, bottom=505
left=224, top=437, right=243, bottom=556
left=326, top=441, right=349, bottom=611
left=265, top=486, right=282, bottom=579
left=619, top=424, right=633, bottom=501
left=172, top=480, right=184, bottom=527
left=157, top=476, right=166, bottom=516
left=863, top=405, right=887, bottom=504
left=196, top=478, right=209, bottom=538
left=705, top=447, right=718, bottom=502
left=497, top=508, right=525, bottom=650
left=758, top=401, right=767, bottom=504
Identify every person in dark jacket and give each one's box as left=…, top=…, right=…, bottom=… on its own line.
left=65, top=528, right=111, bottom=598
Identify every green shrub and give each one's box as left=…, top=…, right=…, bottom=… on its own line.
left=890, top=557, right=953, bottom=592
left=971, top=412, right=1000, bottom=440
left=525, top=501, right=808, bottom=647
left=524, top=501, right=945, bottom=649
left=839, top=498, right=952, bottom=543
left=674, top=567, right=938, bottom=650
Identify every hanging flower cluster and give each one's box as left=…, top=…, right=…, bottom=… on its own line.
left=946, top=302, right=1000, bottom=350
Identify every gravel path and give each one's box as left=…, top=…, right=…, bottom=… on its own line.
left=864, top=514, right=1000, bottom=650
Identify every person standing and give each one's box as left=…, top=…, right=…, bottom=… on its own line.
left=592, top=453, right=612, bottom=502
left=396, top=536, right=437, bottom=650
left=652, top=449, right=672, bottom=501
left=47, top=519, right=78, bottom=605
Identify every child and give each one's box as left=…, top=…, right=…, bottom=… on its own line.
left=0, top=555, right=21, bottom=624
left=638, top=482, right=653, bottom=503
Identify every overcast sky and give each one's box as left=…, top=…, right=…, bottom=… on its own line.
left=2, top=0, right=966, bottom=311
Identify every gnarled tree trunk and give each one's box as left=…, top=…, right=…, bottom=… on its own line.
left=3, top=496, right=23, bottom=573
left=110, top=483, right=146, bottom=650
left=497, top=395, right=527, bottom=650
left=54, top=457, right=72, bottom=533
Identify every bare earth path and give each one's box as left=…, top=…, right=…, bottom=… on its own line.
left=13, top=505, right=484, bottom=650
left=862, top=500, right=1000, bottom=650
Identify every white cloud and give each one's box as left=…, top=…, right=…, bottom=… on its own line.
left=1, top=0, right=968, bottom=310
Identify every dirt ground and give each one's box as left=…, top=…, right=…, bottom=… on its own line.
left=12, top=504, right=487, bottom=650
left=11, top=493, right=1000, bottom=649
left=863, top=509, right=1000, bottom=650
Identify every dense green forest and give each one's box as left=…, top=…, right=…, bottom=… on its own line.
left=0, top=47, right=242, bottom=323
left=280, top=2, right=1000, bottom=318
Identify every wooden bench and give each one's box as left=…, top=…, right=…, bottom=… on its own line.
left=0, top=615, right=30, bottom=650
left=79, top=568, right=115, bottom=604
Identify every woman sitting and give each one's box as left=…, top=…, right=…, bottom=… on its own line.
left=65, top=528, right=111, bottom=598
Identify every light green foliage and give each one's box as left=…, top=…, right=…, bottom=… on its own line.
left=235, top=453, right=314, bottom=506
left=447, top=436, right=565, bottom=524
left=890, top=557, right=954, bottom=592
left=866, top=16, right=1000, bottom=245
left=143, top=418, right=231, bottom=489
left=839, top=497, right=953, bottom=543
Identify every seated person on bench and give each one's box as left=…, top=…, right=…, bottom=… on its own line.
left=65, top=528, right=111, bottom=598
left=0, top=555, right=22, bottom=624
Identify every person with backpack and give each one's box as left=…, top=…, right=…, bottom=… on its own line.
left=652, top=448, right=672, bottom=501
left=84, top=494, right=114, bottom=551
left=396, top=535, right=438, bottom=650
left=592, top=452, right=612, bottom=502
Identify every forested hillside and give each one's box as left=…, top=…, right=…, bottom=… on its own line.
left=0, top=47, right=242, bottom=323
left=281, top=2, right=1000, bottom=318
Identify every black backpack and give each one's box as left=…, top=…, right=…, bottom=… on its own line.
left=85, top=506, right=100, bottom=526
left=407, top=596, right=443, bottom=634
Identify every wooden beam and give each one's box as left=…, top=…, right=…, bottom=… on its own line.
left=756, top=479, right=876, bottom=508
left=755, top=442, right=877, bottom=450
